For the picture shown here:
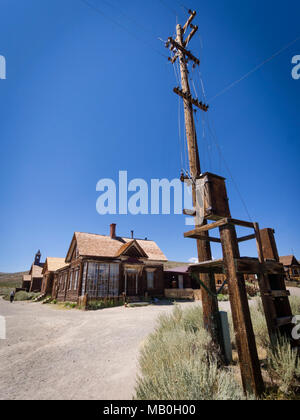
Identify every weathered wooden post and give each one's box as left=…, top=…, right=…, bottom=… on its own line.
left=219, top=222, right=265, bottom=395
left=164, top=10, right=265, bottom=395
left=171, top=14, right=225, bottom=357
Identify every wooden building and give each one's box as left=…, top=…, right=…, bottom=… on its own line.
left=21, top=275, right=31, bottom=292
left=52, top=224, right=167, bottom=302
left=41, top=258, right=68, bottom=296
left=279, top=255, right=300, bottom=282
left=22, top=250, right=45, bottom=293
left=164, top=265, right=197, bottom=289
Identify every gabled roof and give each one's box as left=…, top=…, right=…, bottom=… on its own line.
left=115, top=240, right=148, bottom=258
left=29, top=264, right=44, bottom=278
left=42, top=258, right=68, bottom=274
left=279, top=255, right=300, bottom=267
left=66, top=232, right=167, bottom=263
left=22, top=275, right=31, bottom=282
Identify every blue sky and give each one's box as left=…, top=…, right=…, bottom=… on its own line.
left=0, top=0, right=299, bottom=272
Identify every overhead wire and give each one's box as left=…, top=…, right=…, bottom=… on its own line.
left=157, top=0, right=180, bottom=17
left=209, top=34, right=300, bottom=102
left=205, top=115, right=254, bottom=222
left=79, top=0, right=169, bottom=60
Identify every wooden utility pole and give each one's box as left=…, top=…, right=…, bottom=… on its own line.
left=166, top=10, right=265, bottom=396
left=167, top=13, right=225, bottom=357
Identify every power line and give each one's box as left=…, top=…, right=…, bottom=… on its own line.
left=210, top=34, right=300, bottom=102
left=101, top=0, right=160, bottom=39
left=79, top=0, right=169, bottom=60
left=157, top=0, right=180, bottom=17
left=205, top=115, right=254, bottom=222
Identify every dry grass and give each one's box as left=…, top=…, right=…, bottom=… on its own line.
left=135, top=296, right=300, bottom=400
left=135, top=305, right=250, bottom=400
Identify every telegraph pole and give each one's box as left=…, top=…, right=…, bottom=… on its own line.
left=166, top=12, right=225, bottom=357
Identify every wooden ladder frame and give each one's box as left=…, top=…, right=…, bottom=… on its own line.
left=185, top=218, right=299, bottom=396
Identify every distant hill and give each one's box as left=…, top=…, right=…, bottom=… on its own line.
left=163, top=261, right=191, bottom=270
left=0, top=272, right=28, bottom=289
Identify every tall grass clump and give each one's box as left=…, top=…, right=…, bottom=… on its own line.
left=267, top=336, right=300, bottom=396
left=135, top=306, right=249, bottom=400
left=289, top=296, right=300, bottom=317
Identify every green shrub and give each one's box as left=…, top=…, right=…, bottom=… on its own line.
left=135, top=306, right=250, bottom=400
left=64, top=302, right=77, bottom=309
left=87, top=299, right=124, bottom=311
left=3, top=291, right=39, bottom=301
left=217, top=294, right=229, bottom=302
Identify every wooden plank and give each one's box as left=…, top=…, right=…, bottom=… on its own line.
left=253, top=223, right=279, bottom=342
left=276, top=316, right=294, bottom=328
left=174, top=87, right=209, bottom=112
left=264, top=290, right=291, bottom=298
left=228, top=218, right=255, bottom=229
left=182, top=10, right=196, bottom=34
left=189, top=259, right=224, bottom=274
left=219, top=223, right=265, bottom=396
left=183, top=208, right=196, bottom=217
left=166, top=37, right=200, bottom=65
left=259, top=228, right=280, bottom=262
left=184, top=25, right=198, bottom=47
left=184, top=231, right=221, bottom=243
left=238, top=234, right=257, bottom=243
left=184, top=219, right=229, bottom=236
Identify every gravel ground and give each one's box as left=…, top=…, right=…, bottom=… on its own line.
left=0, top=289, right=298, bottom=400
left=0, top=298, right=201, bottom=400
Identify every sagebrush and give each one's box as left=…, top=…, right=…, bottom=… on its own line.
left=135, top=306, right=249, bottom=400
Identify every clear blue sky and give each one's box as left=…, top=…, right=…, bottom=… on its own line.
left=0, top=0, right=299, bottom=272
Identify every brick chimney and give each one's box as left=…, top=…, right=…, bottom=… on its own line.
left=110, top=223, right=116, bottom=239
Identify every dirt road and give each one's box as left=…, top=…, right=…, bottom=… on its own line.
left=1, top=289, right=298, bottom=400
left=0, top=299, right=197, bottom=400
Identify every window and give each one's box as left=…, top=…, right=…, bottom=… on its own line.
left=63, top=273, right=68, bottom=290
left=81, top=263, right=88, bottom=296
left=69, top=271, right=73, bottom=291
left=147, top=271, right=154, bottom=290
left=74, top=270, right=79, bottom=290
left=85, top=263, right=119, bottom=298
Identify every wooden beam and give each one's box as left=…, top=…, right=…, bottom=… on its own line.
left=228, top=218, right=255, bottom=229
left=238, top=234, right=256, bottom=243
left=235, top=259, right=285, bottom=275
left=184, top=25, right=198, bottom=47
left=166, top=37, right=200, bottom=65
left=264, top=290, right=291, bottom=298
left=174, top=87, right=209, bottom=112
left=189, top=259, right=224, bottom=274
left=184, top=231, right=221, bottom=243
left=183, top=208, right=196, bottom=217
left=219, top=223, right=265, bottom=396
left=182, top=10, right=196, bottom=34
left=185, top=219, right=229, bottom=235
left=276, top=316, right=294, bottom=328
